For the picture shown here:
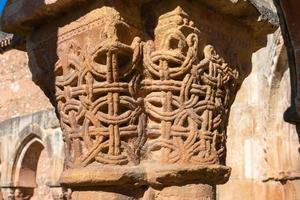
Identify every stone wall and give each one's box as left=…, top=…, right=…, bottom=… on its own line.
left=0, top=109, right=64, bottom=199
left=217, top=1, right=300, bottom=198
left=218, top=30, right=300, bottom=200
left=0, top=49, right=52, bottom=122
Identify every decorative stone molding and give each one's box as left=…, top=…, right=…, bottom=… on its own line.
left=1, top=0, right=274, bottom=199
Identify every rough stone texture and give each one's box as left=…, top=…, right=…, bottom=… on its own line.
left=0, top=49, right=52, bottom=122
left=52, top=5, right=239, bottom=170
left=143, top=184, right=216, bottom=200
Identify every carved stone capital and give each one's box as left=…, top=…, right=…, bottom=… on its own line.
left=48, top=5, right=241, bottom=188
left=1, top=0, right=275, bottom=199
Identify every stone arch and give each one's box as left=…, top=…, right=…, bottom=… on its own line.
left=13, top=136, right=44, bottom=188
left=0, top=111, right=64, bottom=200
left=10, top=125, right=53, bottom=199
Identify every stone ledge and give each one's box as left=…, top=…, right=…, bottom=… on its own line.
left=60, top=164, right=231, bottom=188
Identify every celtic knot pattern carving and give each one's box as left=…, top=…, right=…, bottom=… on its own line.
left=143, top=7, right=239, bottom=164
left=55, top=7, right=238, bottom=168
left=55, top=18, right=145, bottom=167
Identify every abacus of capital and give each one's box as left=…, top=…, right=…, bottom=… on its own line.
left=1, top=0, right=274, bottom=199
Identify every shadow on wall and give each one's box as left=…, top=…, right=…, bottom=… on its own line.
left=274, top=0, right=300, bottom=145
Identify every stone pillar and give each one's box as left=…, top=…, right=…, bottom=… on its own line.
left=1, top=0, right=274, bottom=199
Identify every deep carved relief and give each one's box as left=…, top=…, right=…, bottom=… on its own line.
left=55, top=14, right=144, bottom=167
left=143, top=7, right=239, bottom=164
left=55, top=6, right=238, bottom=168
left=1, top=0, right=276, bottom=198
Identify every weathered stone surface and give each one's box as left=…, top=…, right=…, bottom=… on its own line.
left=144, top=184, right=216, bottom=200
left=15, top=2, right=270, bottom=197
left=60, top=164, right=230, bottom=187
left=0, top=109, right=64, bottom=199
left=0, top=49, right=52, bottom=122
left=218, top=28, right=300, bottom=200
left=2, top=0, right=300, bottom=200
left=0, top=0, right=275, bottom=199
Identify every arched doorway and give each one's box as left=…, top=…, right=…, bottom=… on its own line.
left=13, top=137, right=52, bottom=199
left=31, top=143, right=52, bottom=200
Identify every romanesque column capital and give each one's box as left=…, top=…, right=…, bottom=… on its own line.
left=1, top=0, right=275, bottom=199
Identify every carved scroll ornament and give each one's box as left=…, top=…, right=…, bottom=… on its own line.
left=54, top=7, right=239, bottom=169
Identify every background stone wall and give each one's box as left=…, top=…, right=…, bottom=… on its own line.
left=0, top=109, right=64, bottom=199
left=0, top=49, right=52, bottom=122
left=218, top=30, right=300, bottom=200
left=0, top=46, right=62, bottom=200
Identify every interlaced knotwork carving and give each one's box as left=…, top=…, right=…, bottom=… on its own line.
left=55, top=6, right=238, bottom=168
left=143, top=7, right=239, bottom=164
left=55, top=18, right=144, bottom=167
